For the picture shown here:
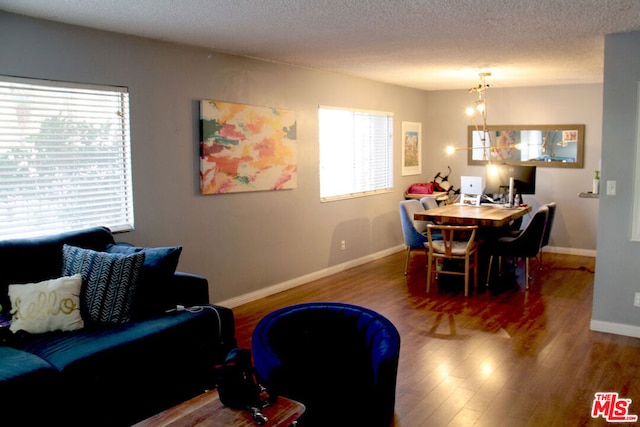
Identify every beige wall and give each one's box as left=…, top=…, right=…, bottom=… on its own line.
left=1, top=12, right=601, bottom=305
left=424, top=85, right=602, bottom=252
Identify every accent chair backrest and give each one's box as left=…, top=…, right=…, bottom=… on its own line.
left=400, top=199, right=428, bottom=235
left=515, top=205, right=549, bottom=257
left=0, top=227, right=115, bottom=312
left=420, top=196, right=439, bottom=210
left=541, top=202, right=556, bottom=248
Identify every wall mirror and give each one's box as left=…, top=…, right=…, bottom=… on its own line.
left=467, top=124, right=585, bottom=168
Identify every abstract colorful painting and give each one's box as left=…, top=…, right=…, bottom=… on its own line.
left=199, top=100, right=297, bottom=194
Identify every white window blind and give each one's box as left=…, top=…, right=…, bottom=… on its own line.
left=319, top=106, right=393, bottom=201
left=0, top=76, right=134, bottom=239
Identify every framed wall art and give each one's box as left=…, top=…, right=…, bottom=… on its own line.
left=401, top=121, right=422, bottom=176
left=199, top=100, right=297, bottom=194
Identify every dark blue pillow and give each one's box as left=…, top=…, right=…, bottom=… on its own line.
left=105, top=244, right=182, bottom=319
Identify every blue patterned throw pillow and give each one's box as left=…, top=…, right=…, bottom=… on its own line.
left=62, top=245, right=145, bottom=326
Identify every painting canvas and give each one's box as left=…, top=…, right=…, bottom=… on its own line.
left=200, top=100, right=297, bottom=194
left=401, top=121, right=422, bottom=176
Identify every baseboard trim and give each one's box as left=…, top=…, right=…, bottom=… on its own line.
left=590, top=320, right=640, bottom=338
left=215, top=244, right=596, bottom=309
left=215, top=245, right=405, bottom=308
left=544, top=246, right=596, bottom=258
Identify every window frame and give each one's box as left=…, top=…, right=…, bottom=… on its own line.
left=0, top=75, right=135, bottom=239
left=318, top=105, right=394, bottom=202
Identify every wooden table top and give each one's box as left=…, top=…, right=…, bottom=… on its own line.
left=404, top=191, right=448, bottom=200
left=414, top=203, right=532, bottom=227
left=133, top=389, right=305, bottom=427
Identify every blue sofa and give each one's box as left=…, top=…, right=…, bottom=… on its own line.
left=0, top=227, right=236, bottom=426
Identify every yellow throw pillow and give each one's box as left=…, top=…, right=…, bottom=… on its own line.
left=9, top=274, right=84, bottom=334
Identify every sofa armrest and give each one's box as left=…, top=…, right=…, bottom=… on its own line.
left=169, top=272, right=210, bottom=307
left=167, top=274, right=237, bottom=360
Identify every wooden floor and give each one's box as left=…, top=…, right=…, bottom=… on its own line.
left=232, top=251, right=640, bottom=426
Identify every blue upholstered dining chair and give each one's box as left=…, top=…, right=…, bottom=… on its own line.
left=399, top=199, right=431, bottom=275
left=420, top=196, right=439, bottom=210
left=252, top=302, right=401, bottom=427
left=485, top=205, right=549, bottom=290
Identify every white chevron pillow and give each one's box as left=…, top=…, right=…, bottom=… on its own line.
left=62, top=245, right=145, bottom=326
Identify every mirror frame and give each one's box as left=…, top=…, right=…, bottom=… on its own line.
left=467, top=124, right=585, bottom=168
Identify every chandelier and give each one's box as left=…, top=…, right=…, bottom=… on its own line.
left=446, top=72, right=494, bottom=158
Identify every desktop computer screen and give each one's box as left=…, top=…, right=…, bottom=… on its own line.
left=485, top=164, right=536, bottom=196
left=459, top=176, right=484, bottom=205
left=460, top=176, right=484, bottom=195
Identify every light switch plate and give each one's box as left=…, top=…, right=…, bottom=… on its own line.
left=607, top=180, right=616, bottom=195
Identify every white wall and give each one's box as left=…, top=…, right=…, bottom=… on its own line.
left=0, top=12, right=602, bottom=305
left=591, top=31, right=640, bottom=338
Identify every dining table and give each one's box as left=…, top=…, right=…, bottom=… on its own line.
left=413, top=203, right=532, bottom=228
left=414, top=202, right=534, bottom=292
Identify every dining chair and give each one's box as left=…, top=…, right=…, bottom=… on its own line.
left=399, top=199, right=430, bottom=275
left=485, top=205, right=549, bottom=290
left=425, top=224, right=479, bottom=297
left=419, top=196, right=439, bottom=210
left=538, top=202, right=557, bottom=268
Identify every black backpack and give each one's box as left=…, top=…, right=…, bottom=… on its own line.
left=215, top=348, right=276, bottom=423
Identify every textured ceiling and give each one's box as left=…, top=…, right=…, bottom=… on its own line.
left=1, top=0, right=640, bottom=90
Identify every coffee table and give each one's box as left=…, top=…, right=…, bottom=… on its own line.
left=133, top=389, right=305, bottom=427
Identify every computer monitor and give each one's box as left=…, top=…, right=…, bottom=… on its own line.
left=485, top=164, right=537, bottom=196
left=460, top=176, right=484, bottom=205
left=460, top=176, right=484, bottom=195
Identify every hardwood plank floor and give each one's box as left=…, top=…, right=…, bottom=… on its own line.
left=232, top=251, right=640, bottom=426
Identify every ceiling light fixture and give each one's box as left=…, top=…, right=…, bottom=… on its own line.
left=446, top=72, right=494, bottom=158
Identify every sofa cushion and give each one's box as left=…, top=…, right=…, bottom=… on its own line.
left=0, top=347, right=62, bottom=425
left=0, top=226, right=115, bottom=315
left=61, top=245, right=145, bottom=326
left=105, top=243, right=182, bottom=318
left=18, top=307, right=225, bottom=425
left=8, top=274, right=84, bottom=334
left=0, top=345, right=58, bottom=383
left=0, top=346, right=64, bottom=426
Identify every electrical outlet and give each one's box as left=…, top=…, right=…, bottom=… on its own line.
left=341, top=240, right=346, bottom=251
left=635, top=292, right=640, bottom=307
left=607, top=180, right=616, bottom=195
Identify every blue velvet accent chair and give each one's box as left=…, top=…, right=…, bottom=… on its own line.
left=399, top=199, right=431, bottom=275
left=252, top=302, right=401, bottom=427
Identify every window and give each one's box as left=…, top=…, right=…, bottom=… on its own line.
left=318, top=106, right=393, bottom=201
left=0, top=76, right=134, bottom=239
